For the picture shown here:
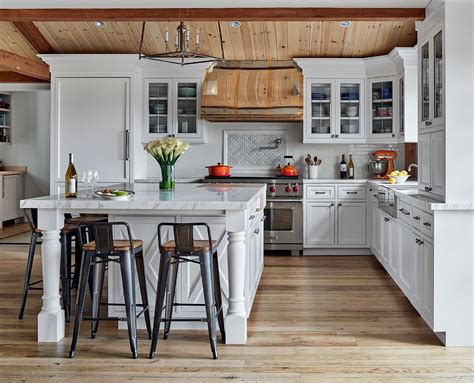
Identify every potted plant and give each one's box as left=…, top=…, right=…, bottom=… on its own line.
left=145, top=137, right=190, bottom=191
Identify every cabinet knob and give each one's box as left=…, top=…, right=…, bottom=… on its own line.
left=335, top=134, right=339, bottom=138
left=330, top=203, right=335, bottom=207
left=338, top=203, right=342, bottom=206
left=254, top=228, right=260, bottom=235
left=414, top=216, right=421, bottom=220
left=392, top=134, right=395, bottom=138
left=415, top=238, right=420, bottom=244
left=425, top=120, right=432, bottom=126
left=423, top=222, right=432, bottom=227
left=384, top=217, right=389, bottom=222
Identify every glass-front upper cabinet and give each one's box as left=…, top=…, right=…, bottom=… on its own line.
left=144, top=78, right=203, bottom=143
left=146, top=81, right=171, bottom=135
left=307, top=81, right=333, bottom=139
left=369, top=78, right=396, bottom=139
left=419, top=24, right=444, bottom=131
left=433, top=30, right=443, bottom=120
left=399, top=76, right=405, bottom=136
left=176, top=81, right=199, bottom=136
left=421, top=42, right=430, bottom=123
left=336, top=79, right=364, bottom=139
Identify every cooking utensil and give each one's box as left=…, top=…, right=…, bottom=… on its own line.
left=306, top=154, right=314, bottom=166
left=316, top=159, right=322, bottom=166
left=368, top=160, right=387, bottom=177
left=206, top=163, right=232, bottom=177
left=314, top=156, right=318, bottom=164
left=304, top=157, right=312, bottom=167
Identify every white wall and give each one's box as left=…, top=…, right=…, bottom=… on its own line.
left=145, top=122, right=405, bottom=180
left=1, top=91, right=50, bottom=197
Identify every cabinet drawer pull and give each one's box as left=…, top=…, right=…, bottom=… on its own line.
left=384, top=217, right=389, bottom=222
left=419, top=240, right=424, bottom=245
left=373, top=194, right=378, bottom=198
left=330, top=203, right=335, bottom=207
left=414, top=216, right=421, bottom=220
left=378, top=191, right=386, bottom=195
left=314, top=191, right=327, bottom=194
left=338, top=203, right=342, bottom=206
left=346, top=191, right=358, bottom=194
left=254, top=228, right=260, bottom=235
left=398, top=208, right=410, bottom=216
left=425, top=120, right=432, bottom=126
left=260, top=215, right=266, bottom=222
left=423, top=222, right=432, bottom=227
left=249, top=215, right=255, bottom=220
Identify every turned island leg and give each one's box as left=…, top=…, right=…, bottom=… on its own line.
left=37, top=209, right=65, bottom=342
left=225, top=210, right=247, bottom=344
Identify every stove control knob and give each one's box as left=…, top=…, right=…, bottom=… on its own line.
left=285, top=185, right=292, bottom=193
left=269, top=185, right=276, bottom=193
left=293, top=185, right=300, bottom=193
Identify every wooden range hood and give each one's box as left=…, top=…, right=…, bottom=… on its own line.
left=201, top=61, right=303, bottom=122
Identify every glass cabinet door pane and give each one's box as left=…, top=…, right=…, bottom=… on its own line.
left=339, top=83, right=360, bottom=135
left=148, top=83, right=168, bottom=134
left=421, top=42, right=430, bottom=121
left=399, top=77, right=405, bottom=134
left=433, top=31, right=443, bottom=119
left=177, top=82, right=197, bottom=134
left=371, top=81, right=393, bottom=135
left=310, top=83, right=331, bottom=134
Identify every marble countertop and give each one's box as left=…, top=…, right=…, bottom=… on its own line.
left=21, top=183, right=266, bottom=211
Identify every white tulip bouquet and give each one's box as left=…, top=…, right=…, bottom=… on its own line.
left=145, top=137, right=190, bottom=190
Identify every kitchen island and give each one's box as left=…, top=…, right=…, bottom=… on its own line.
left=20, top=183, right=266, bottom=345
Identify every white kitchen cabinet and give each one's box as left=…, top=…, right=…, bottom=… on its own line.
left=144, top=78, right=204, bottom=143
left=372, top=208, right=383, bottom=259
left=1, top=174, right=23, bottom=224
left=337, top=202, right=367, bottom=246
left=380, top=212, right=397, bottom=273
left=397, top=220, right=414, bottom=296
left=367, top=77, right=398, bottom=142
left=53, top=77, right=130, bottom=184
left=304, top=79, right=365, bottom=143
left=418, top=131, right=445, bottom=198
left=304, top=202, right=336, bottom=246
left=418, top=22, right=445, bottom=132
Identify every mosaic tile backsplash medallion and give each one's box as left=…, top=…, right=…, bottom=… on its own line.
left=225, top=130, right=287, bottom=169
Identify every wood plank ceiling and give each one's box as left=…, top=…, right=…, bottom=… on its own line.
left=32, top=20, right=416, bottom=60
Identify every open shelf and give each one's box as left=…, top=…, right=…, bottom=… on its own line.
left=372, top=99, right=393, bottom=103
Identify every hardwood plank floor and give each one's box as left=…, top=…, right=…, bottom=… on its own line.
left=1, top=245, right=473, bottom=382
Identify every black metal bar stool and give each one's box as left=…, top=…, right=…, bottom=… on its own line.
left=19, top=210, right=77, bottom=322
left=149, top=223, right=226, bottom=360
left=69, top=222, right=151, bottom=359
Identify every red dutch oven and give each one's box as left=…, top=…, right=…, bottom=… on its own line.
left=206, top=163, right=232, bottom=177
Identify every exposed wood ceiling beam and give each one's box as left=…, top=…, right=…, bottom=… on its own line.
left=0, top=71, right=48, bottom=83
left=0, top=8, right=425, bottom=22
left=0, top=50, right=49, bottom=81
left=12, top=21, right=55, bottom=54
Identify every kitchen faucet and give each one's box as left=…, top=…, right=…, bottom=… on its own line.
left=408, top=163, right=418, bottom=172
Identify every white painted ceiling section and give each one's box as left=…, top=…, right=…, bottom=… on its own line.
left=0, top=0, right=431, bottom=9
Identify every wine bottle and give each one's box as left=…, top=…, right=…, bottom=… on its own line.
left=65, top=153, right=78, bottom=198
left=348, top=154, right=355, bottom=179
left=340, top=154, right=347, bottom=179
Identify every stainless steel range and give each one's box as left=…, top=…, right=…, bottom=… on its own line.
left=200, top=175, right=303, bottom=255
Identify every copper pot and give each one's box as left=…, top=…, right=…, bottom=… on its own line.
left=206, top=163, right=232, bottom=177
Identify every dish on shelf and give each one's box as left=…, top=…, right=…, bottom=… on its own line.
left=343, top=106, right=358, bottom=117
left=376, top=107, right=391, bottom=117
left=178, top=87, right=197, bottom=97
left=341, top=93, right=359, bottom=100
left=95, top=189, right=135, bottom=201
left=312, top=104, right=328, bottom=117
left=311, top=92, right=327, bottom=100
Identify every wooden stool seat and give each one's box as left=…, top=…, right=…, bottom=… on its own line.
left=161, top=240, right=218, bottom=252
left=66, top=215, right=107, bottom=225
left=61, top=224, right=79, bottom=235
left=83, top=239, right=143, bottom=252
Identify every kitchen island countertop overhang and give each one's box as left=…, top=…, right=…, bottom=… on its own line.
left=20, top=183, right=267, bottom=345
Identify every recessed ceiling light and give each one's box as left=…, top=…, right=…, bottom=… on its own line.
left=339, top=21, right=352, bottom=28
left=228, top=21, right=241, bottom=28
left=95, top=21, right=107, bottom=28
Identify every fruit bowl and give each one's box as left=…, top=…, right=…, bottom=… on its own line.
left=391, top=175, right=410, bottom=184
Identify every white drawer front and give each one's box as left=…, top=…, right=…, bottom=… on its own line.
left=421, top=211, right=433, bottom=239
left=305, top=185, right=335, bottom=200
left=397, top=200, right=412, bottom=225
left=337, top=186, right=366, bottom=200
left=412, top=207, right=423, bottom=231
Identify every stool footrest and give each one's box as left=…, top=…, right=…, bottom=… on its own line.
left=173, top=303, right=206, bottom=307
left=163, top=317, right=209, bottom=323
